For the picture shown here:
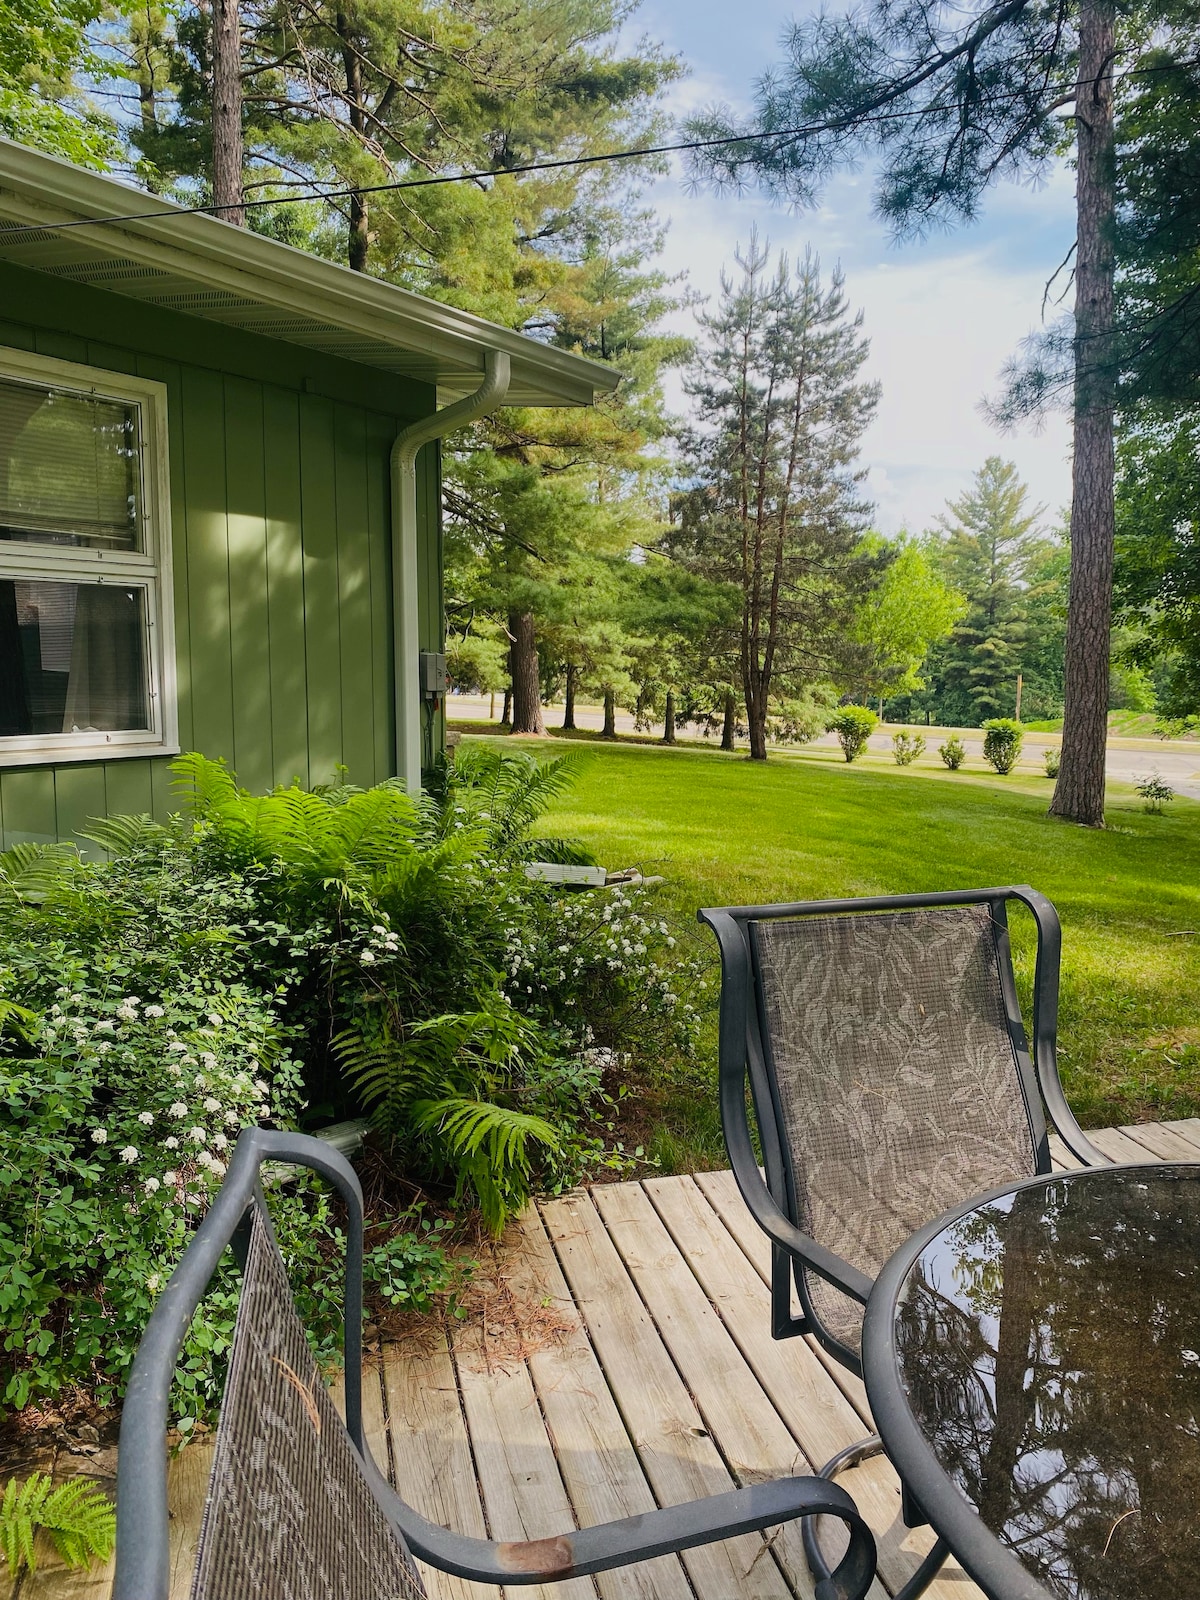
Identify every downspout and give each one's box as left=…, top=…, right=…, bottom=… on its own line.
left=391, top=348, right=510, bottom=793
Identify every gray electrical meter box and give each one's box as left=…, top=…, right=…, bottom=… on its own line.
left=419, top=651, right=447, bottom=697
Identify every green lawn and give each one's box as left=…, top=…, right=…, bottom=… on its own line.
left=473, top=733, right=1200, bottom=1170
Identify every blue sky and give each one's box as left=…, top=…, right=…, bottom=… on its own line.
left=622, top=0, right=1077, bottom=533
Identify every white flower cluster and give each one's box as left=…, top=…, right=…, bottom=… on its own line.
left=497, top=884, right=703, bottom=1043
left=53, top=987, right=294, bottom=1218
left=358, top=920, right=401, bottom=968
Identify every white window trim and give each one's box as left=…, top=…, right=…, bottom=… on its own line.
left=0, top=346, right=178, bottom=768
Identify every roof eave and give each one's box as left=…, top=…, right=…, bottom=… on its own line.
left=0, top=139, right=620, bottom=408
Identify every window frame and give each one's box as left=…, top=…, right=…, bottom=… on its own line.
left=0, top=347, right=178, bottom=768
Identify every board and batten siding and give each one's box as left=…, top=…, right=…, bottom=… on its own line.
left=0, top=264, right=441, bottom=848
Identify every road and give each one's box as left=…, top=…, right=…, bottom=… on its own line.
left=447, top=694, right=1200, bottom=800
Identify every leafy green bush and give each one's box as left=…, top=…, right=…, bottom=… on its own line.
left=1044, top=748, right=1061, bottom=777
left=938, top=735, right=966, bottom=770
left=1135, top=773, right=1175, bottom=813
left=827, top=706, right=878, bottom=762
left=982, top=719, right=1024, bottom=774
left=891, top=731, right=925, bottom=766
left=363, top=1211, right=461, bottom=1311
left=1, top=1474, right=115, bottom=1577
left=0, top=747, right=700, bottom=1422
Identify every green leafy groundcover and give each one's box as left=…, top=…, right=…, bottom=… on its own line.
left=0, top=749, right=701, bottom=1427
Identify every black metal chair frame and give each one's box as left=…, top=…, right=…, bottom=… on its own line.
left=113, top=1127, right=878, bottom=1600
left=698, top=885, right=1111, bottom=1600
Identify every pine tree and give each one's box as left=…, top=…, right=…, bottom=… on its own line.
left=670, top=236, right=879, bottom=761
left=683, top=0, right=1119, bottom=822
left=444, top=199, right=687, bottom=734
left=931, top=459, right=1044, bottom=722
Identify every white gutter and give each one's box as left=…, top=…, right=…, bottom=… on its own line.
left=391, top=348, right=510, bottom=793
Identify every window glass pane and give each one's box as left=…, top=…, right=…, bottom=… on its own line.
left=0, top=377, right=143, bottom=550
left=0, top=579, right=149, bottom=736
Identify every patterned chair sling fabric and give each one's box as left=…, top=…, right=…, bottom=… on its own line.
left=190, top=1201, right=425, bottom=1600
left=750, top=904, right=1038, bottom=1357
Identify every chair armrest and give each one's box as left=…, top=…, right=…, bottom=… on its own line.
left=391, top=1475, right=876, bottom=1600
left=1040, top=1073, right=1116, bottom=1168
left=718, top=1035, right=873, bottom=1305
left=727, top=1147, right=874, bottom=1305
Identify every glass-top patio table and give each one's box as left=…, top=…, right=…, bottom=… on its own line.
left=862, top=1163, right=1200, bottom=1600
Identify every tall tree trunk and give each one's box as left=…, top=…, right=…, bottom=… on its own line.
left=662, top=690, right=676, bottom=745
left=1051, top=0, right=1116, bottom=827
left=721, top=689, right=736, bottom=751
left=336, top=13, right=369, bottom=270
left=745, top=680, right=768, bottom=761
left=501, top=688, right=511, bottom=726
left=562, top=664, right=577, bottom=730
left=508, top=611, right=544, bottom=735
left=134, top=24, right=162, bottom=191
left=602, top=690, right=617, bottom=738
left=211, top=0, right=244, bottom=225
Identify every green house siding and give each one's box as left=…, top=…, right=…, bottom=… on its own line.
left=0, top=264, right=442, bottom=847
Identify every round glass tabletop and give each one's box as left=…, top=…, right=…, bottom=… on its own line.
left=878, top=1164, right=1200, bottom=1600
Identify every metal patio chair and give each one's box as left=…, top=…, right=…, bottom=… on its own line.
left=699, top=886, right=1110, bottom=1600
left=113, top=1127, right=877, bottom=1600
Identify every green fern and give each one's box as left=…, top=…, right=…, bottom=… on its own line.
left=334, top=1007, right=549, bottom=1230
left=444, top=746, right=594, bottom=864
left=412, top=1097, right=559, bottom=1233
left=172, top=754, right=421, bottom=887
left=0, top=842, right=80, bottom=905
left=332, top=1024, right=422, bottom=1139
left=1, top=1473, right=116, bottom=1577
left=0, top=997, right=35, bottom=1038
left=76, top=812, right=172, bottom=858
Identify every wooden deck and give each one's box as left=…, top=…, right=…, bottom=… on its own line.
left=15, top=1115, right=1200, bottom=1600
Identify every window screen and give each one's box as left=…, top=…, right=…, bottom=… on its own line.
left=0, top=376, right=142, bottom=550
left=0, top=579, right=149, bottom=736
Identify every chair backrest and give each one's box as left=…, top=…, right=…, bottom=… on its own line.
left=191, top=1200, right=426, bottom=1600
left=745, top=900, right=1043, bottom=1360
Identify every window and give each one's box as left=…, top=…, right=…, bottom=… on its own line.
left=0, top=350, right=176, bottom=766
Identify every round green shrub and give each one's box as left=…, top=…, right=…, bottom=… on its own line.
left=1044, top=748, right=1060, bottom=778
left=938, top=735, right=966, bottom=770
left=982, top=718, right=1024, bottom=775
left=891, top=731, right=926, bottom=766
left=827, top=706, right=878, bottom=762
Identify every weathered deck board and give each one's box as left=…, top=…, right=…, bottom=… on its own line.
left=16, top=1117, right=1200, bottom=1600
left=543, top=1191, right=794, bottom=1599
left=505, top=1209, right=692, bottom=1600
left=380, top=1328, right=492, bottom=1600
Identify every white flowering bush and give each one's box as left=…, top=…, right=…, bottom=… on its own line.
left=0, top=838, right=325, bottom=1422
left=501, top=883, right=704, bottom=1063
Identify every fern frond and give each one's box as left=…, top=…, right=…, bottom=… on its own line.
left=171, top=752, right=243, bottom=817
left=412, top=1097, right=559, bottom=1232
left=76, top=813, right=171, bottom=857
left=446, top=747, right=584, bottom=862
left=513, top=836, right=597, bottom=866
left=0, top=998, right=35, bottom=1038
left=0, top=1474, right=114, bottom=1577
left=332, top=1026, right=422, bottom=1138
left=0, top=842, right=80, bottom=904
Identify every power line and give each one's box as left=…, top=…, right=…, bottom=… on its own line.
left=2, top=52, right=1196, bottom=240
left=0, top=109, right=946, bottom=235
